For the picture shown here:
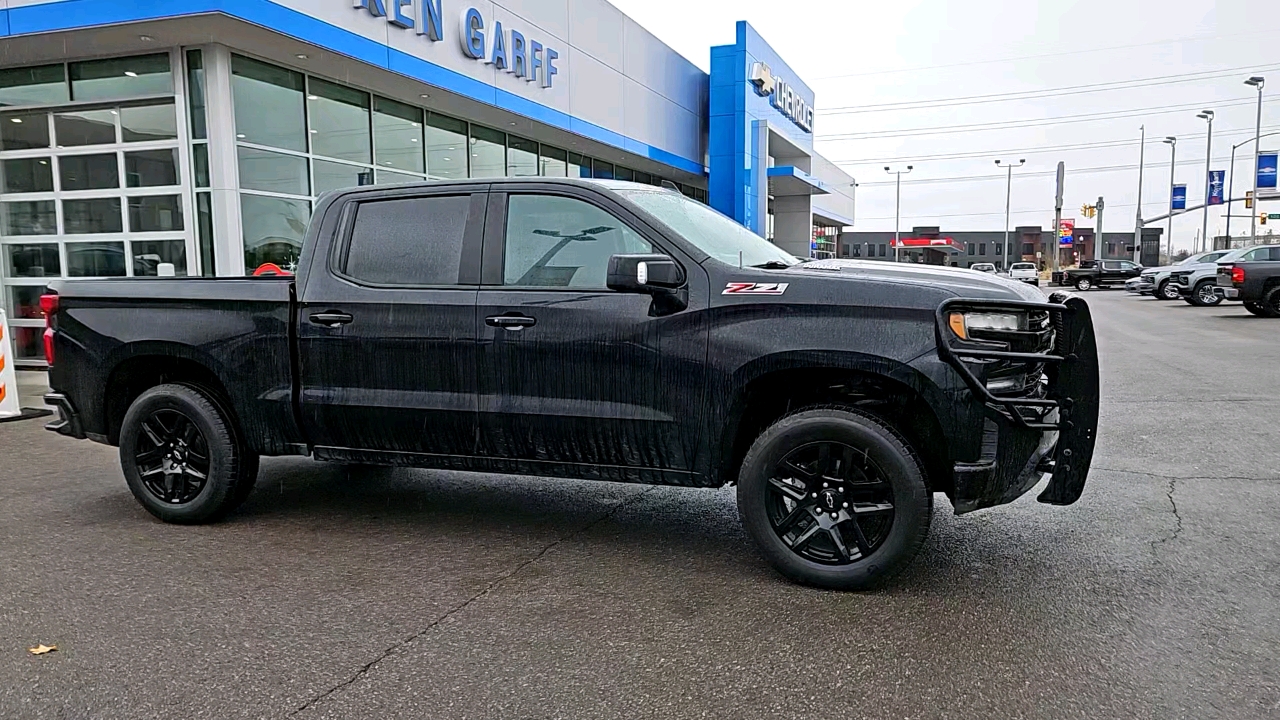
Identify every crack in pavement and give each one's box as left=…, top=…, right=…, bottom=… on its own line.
left=288, top=486, right=657, bottom=717
left=1151, top=478, right=1184, bottom=551
left=1091, top=466, right=1280, bottom=483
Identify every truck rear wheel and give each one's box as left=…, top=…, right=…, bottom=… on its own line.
left=736, top=408, right=931, bottom=590
left=1074, top=277, right=1092, bottom=291
left=1259, top=287, right=1280, bottom=318
left=119, top=384, right=258, bottom=524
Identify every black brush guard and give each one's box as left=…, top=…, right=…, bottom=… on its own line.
left=935, top=292, right=1099, bottom=511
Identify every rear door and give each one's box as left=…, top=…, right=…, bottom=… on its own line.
left=297, top=185, right=486, bottom=455
left=473, top=185, right=710, bottom=478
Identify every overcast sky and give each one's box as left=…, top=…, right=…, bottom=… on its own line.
left=609, top=0, right=1280, bottom=250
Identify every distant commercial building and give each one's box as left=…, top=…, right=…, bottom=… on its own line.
left=840, top=225, right=1164, bottom=269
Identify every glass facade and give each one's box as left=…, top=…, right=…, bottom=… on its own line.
left=0, top=51, right=196, bottom=364
left=227, top=53, right=707, bottom=275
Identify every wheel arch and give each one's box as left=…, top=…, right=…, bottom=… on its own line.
left=102, top=343, right=238, bottom=446
left=711, top=351, right=953, bottom=496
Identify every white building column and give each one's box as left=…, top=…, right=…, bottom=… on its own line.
left=201, top=44, right=245, bottom=276
left=772, top=194, right=812, bottom=258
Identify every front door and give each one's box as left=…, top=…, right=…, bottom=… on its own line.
left=474, top=187, right=709, bottom=479
left=297, top=188, right=486, bottom=457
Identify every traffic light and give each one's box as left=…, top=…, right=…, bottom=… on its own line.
left=1263, top=213, right=1269, bottom=225
left=1245, top=191, right=1254, bottom=209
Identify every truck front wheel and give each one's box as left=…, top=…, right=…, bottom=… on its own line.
left=737, top=408, right=932, bottom=590
left=119, top=384, right=258, bottom=524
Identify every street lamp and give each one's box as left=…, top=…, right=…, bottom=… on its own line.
left=1163, top=136, right=1176, bottom=260
left=1196, top=110, right=1214, bottom=252
left=1246, top=76, right=1265, bottom=242
left=885, top=165, right=913, bottom=262
left=995, top=159, right=1025, bottom=270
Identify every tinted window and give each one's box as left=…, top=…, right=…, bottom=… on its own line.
left=504, top=195, right=651, bottom=288
left=344, top=195, right=470, bottom=285
left=1102, top=261, right=1119, bottom=270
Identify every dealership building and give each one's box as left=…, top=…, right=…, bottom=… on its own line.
left=0, top=0, right=856, bottom=365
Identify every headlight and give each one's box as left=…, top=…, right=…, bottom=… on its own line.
left=947, top=311, right=1026, bottom=340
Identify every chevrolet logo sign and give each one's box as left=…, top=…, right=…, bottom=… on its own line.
left=749, top=62, right=776, bottom=97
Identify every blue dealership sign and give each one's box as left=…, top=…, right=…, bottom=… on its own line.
left=1208, top=170, right=1225, bottom=205
left=1260, top=152, right=1279, bottom=190
left=1172, top=184, right=1187, bottom=210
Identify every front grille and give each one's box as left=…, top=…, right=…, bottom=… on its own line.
left=936, top=296, right=1080, bottom=432
left=970, top=310, right=1054, bottom=401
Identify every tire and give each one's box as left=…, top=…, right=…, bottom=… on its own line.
left=1074, top=277, right=1093, bottom=291
left=119, top=383, right=257, bottom=524
left=1188, top=280, right=1222, bottom=307
left=1244, top=302, right=1267, bottom=317
left=1157, top=280, right=1180, bottom=301
left=736, top=407, right=932, bottom=590
left=1259, top=287, right=1280, bottom=318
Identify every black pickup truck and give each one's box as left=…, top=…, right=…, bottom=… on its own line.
left=1061, top=259, right=1143, bottom=291
left=40, top=179, right=1100, bottom=589
left=1217, top=246, right=1280, bottom=317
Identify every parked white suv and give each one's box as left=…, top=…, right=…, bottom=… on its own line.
left=1008, top=262, right=1039, bottom=285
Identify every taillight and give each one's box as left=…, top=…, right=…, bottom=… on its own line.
left=39, top=293, right=57, bottom=366
left=1231, top=266, right=1245, bottom=285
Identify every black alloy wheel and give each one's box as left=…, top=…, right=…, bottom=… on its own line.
left=1260, top=287, right=1280, bottom=318
left=737, top=408, right=932, bottom=590
left=134, top=409, right=210, bottom=505
left=764, top=442, right=895, bottom=565
left=119, top=383, right=258, bottom=524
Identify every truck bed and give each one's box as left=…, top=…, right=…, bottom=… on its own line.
left=45, top=277, right=303, bottom=454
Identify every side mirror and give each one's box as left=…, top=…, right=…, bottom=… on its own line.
left=607, top=254, right=682, bottom=293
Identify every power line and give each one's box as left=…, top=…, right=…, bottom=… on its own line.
left=809, top=29, right=1273, bottom=81
left=825, top=124, right=1280, bottom=166
left=818, top=63, right=1280, bottom=115
left=816, top=98, right=1257, bottom=141
left=854, top=154, right=1242, bottom=188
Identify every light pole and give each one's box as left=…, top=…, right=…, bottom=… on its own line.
left=1196, top=110, right=1214, bottom=251
left=1226, top=130, right=1280, bottom=241
left=1163, top=136, right=1176, bottom=260
left=885, top=165, right=913, bottom=262
left=995, top=158, right=1025, bottom=270
left=1134, top=125, right=1146, bottom=264
left=1246, top=76, right=1266, bottom=242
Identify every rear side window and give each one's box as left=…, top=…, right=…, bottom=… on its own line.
left=343, top=195, right=470, bottom=285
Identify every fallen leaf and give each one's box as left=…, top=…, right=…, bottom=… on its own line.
left=28, top=644, right=57, bottom=655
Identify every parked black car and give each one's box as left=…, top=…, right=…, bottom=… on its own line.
left=1062, top=259, right=1143, bottom=291
left=1217, top=246, right=1280, bottom=316
left=40, top=179, right=1100, bottom=590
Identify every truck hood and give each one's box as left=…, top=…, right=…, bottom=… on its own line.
left=793, top=259, right=1045, bottom=302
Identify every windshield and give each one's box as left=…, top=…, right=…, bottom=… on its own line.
left=618, top=189, right=802, bottom=268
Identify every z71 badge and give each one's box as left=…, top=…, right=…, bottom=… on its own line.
left=722, top=282, right=790, bottom=295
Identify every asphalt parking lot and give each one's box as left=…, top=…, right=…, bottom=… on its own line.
left=3, top=289, right=1278, bottom=719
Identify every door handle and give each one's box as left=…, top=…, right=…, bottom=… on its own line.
left=309, top=310, right=354, bottom=328
left=485, top=314, right=536, bottom=330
